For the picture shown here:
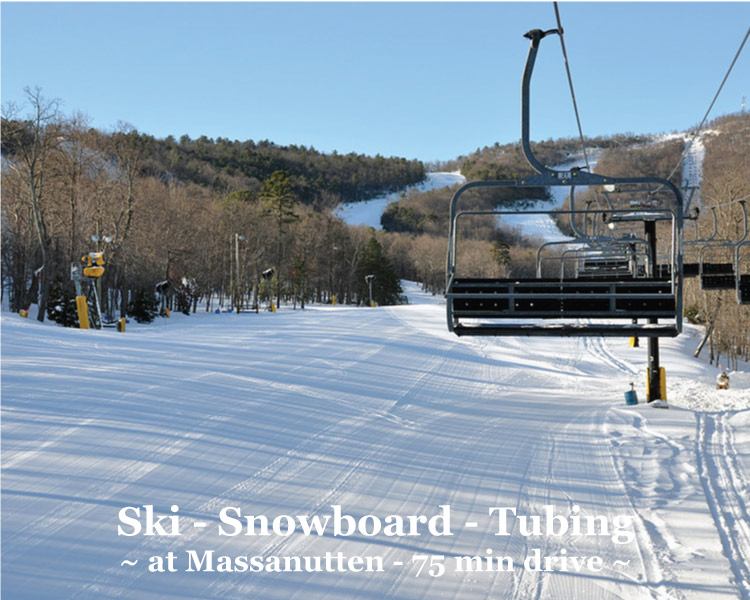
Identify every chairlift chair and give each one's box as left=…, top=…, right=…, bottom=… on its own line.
left=699, top=244, right=736, bottom=290
left=696, top=201, right=748, bottom=290
left=682, top=207, right=720, bottom=277
left=736, top=241, right=750, bottom=304
left=446, top=28, right=684, bottom=338
left=448, top=205, right=681, bottom=337
left=537, top=242, right=641, bottom=281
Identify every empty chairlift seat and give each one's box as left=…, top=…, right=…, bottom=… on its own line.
left=450, top=278, right=674, bottom=319
left=447, top=273, right=678, bottom=337
left=578, top=257, right=632, bottom=278
left=701, top=262, right=736, bottom=290
left=682, top=263, right=700, bottom=277
left=739, top=275, right=750, bottom=304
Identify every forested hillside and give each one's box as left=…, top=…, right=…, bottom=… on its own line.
left=457, top=133, right=651, bottom=182
left=2, top=86, right=748, bottom=364
left=684, top=112, right=750, bottom=367
left=1, top=89, right=422, bottom=322
left=137, top=133, right=425, bottom=207
left=380, top=134, right=655, bottom=238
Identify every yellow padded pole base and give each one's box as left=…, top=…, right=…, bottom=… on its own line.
left=76, top=296, right=90, bottom=329
left=646, top=367, right=667, bottom=402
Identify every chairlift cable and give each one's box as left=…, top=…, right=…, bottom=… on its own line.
left=553, top=2, right=590, bottom=172
left=663, top=25, right=750, bottom=186
left=552, top=2, right=607, bottom=212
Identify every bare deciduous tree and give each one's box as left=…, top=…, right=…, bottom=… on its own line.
left=2, top=87, right=63, bottom=320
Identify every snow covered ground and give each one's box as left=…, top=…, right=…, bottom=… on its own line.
left=2, top=283, right=749, bottom=599
left=335, top=171, right=466, bottom=229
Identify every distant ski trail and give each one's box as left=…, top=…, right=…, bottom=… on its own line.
left=696, top=412, right=750, bottom=600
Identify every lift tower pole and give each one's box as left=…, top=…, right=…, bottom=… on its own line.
left=645, top=219, right=662, bottom=402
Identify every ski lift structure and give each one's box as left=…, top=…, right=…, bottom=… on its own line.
left=681, top=206, right=721, bottom=279
left=445, top=27, right=687, bottom=401
left=447, top=28, right=684, bottom=339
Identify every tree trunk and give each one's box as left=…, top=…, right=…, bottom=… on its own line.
left=694, top=295, right=723, bottom=358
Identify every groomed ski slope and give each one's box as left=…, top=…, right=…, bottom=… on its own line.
left=2, top=283, right=749, bottom=600
left=335, top=171, right=466, bottom=229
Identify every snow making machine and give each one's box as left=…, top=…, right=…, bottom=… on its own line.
left=71, top=251, right=106, bottom=330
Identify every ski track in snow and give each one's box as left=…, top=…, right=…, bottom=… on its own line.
left=2, top=289, right=749, bottom=600
left=696, top=412, right=750, bottom=600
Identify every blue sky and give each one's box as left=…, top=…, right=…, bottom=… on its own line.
left=2, top=2, right=749, bottom=162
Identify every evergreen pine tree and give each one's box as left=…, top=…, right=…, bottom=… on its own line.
left=491, top=241, right=511, bottom=275
left=260, top=170, right=299, bottom=308
left=355, top=237, right=403, bottom=306
left=127, top=288, right=159, bottom=323
left=46, top=277, right=78, bottom=327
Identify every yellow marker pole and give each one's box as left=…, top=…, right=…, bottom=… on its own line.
left=117, top=318, right=126, bottom=332
left=645, top=367, right=668, bottom=402
left=332, top=294, right=336, bottom=306
left=270, top=302, right=276, bottom=313
left=659, top=367, right=667, bottom=401
left=76, top=296, right=90, bottom=329
left=370, top=301, right=376, bottom=307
